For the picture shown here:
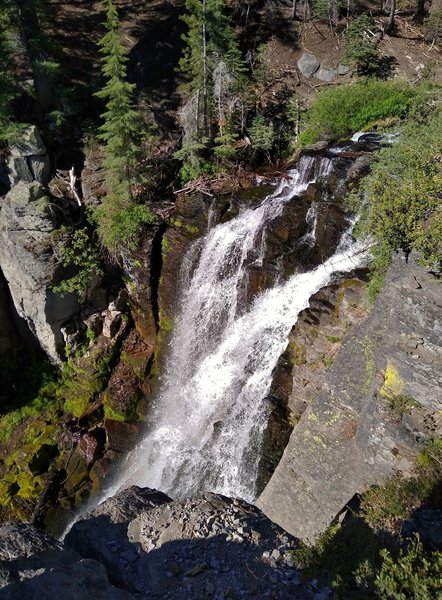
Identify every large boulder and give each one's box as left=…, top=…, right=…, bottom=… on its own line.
left=0, top=522, right=134, bottom=599
left=8, top=125, right=50, bottom=185
left=258, top=253, right=442, bottom=541
left=65, top=487, right=310, bottom=599
left=297, top=52, right=320, bottom=78
left=9, top=126, right=46, bottom=158
left=0, top=182, right=79, bottom=361
left=0, top=487, right=315, bottom=599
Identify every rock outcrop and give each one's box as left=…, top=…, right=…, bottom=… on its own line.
left=7, top=125, right=50, bottom=186
left=1, top=486, right=314, bottom=599
left=0, top=182, right=79, bottom=361
left=258, top=253, right=442, bottom=541
left=0, top=522, right=133, bottom=599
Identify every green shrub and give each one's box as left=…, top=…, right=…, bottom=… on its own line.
left=366, top=242, right=393, bottom=303
left=364, top=102, right=442, bottom=278
left=53, top=228, right=103, bottom=300
left=361, top=476, right=423, bottom=532
left=387, top=394, right=421, bottom=419
left=361, top=441, right=441, bottom=532
left=343, top=15, right=381, bottom=76
left=374, top=536, right=442, bottom=599
left=249, top=114, right=275, bottom=152
left=299, top=80, right=416, bottom=145
left=93, top=196, right=156, bottom=254
left=424, top=7, right=442, bottom=44
left=292, top=519, right=387, bottom=595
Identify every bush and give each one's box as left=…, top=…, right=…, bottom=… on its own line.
left=375, top=536, right=442, bottom=599
left=93, top=196, right=156, bottom=254
left=249, top=114, right=275, bottom=152
left=53, top=228, right=103, bottom=300
left=361, top=441, right=441, bottom=533
left=364, top=102, right=442, bottom=277
left=343, top=15, right=381, bottom=76
left=299, top=80, right=416, bottom=145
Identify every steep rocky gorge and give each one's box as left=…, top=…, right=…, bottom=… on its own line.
left=0, top=0, right=441, bottom=596
left=1, top=126, right=440, bottom=539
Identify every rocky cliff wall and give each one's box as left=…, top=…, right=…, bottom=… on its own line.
left=0, top=180, right=79, bottom=361
left=258, top=253, right=442, bottom=541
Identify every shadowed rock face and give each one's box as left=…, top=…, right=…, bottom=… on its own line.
left=1, top=486, right=312, bottom=599
left=258, top=253, right=442, bottom=541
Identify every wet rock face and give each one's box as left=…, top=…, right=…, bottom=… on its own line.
left=158, top=142, right=376, bottom=336
left=258, top=254, right=442, bottom=541
left=121, top=228, right=161, bottom=347
left=0, top=182, right=79, bottom=361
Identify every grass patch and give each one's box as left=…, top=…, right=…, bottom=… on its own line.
left=299, top=80, right=416, bottom=145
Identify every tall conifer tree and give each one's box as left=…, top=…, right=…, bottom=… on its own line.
left=95, top=0, right=140, bottom=193
left=0, top=3, right=20, bottom=142
left=177, top=0, right=246, bottom=179
left=94, top=0, right=155, bottom=253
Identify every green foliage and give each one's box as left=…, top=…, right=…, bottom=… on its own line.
left=249, top=114, right=275, bottom=153
left=176, top=0, right=247, bottom=178
left=299, top=80, right=416, bottom=145
left=387, top=394, right=421, bottom=418
left=364, top=101, right=442, bottom=277
left=94, top=0, right=156, bottom=252
left=0, top=375, right=61, bottom=443
left=424, top=7, right=442, bottom=44
left=361, top=476, right=424, bottom=532
left=292, top=519, right=386, bottom=594
left=0, top=360, right=63, bottom=512
left=343, top=15, right=381, bottom=76
left=0, top=348, right=55, bottom=414
left=213, top=126, right=238, bottom=163
left=312, top=0, right=344, bottom=26
left=374, top=536, right=442, bottom=599
left=292, top=442, right=441, bottom=596
left=53, top=228, right=103, bottom=300
left=361, top=442, right=441, bottom=532
left=0, top=4, right=22, bottom=142
left=325, top=334, right=341, bottom=343
left=93, top=199, right=156, bottom=254
left=159, top=308, right=173, bottom=333
left=61, top=348, right=112, bottom=418
left=366, top=242, right=393, bottom=303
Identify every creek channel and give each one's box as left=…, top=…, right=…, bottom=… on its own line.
left=104, top=137, right=385, bottom=504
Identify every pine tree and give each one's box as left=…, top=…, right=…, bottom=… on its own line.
left=177, top=0, right=247, bottom=180
left=93, top=0, right=155, bottom=253
left=0, top=3, right=21, bottom=142
left=95, top=0, right=140, bottom=192
left=343, top=15, right=381, bottom=76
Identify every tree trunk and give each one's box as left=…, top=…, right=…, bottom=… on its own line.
left=414, top=0, right=426, bottom=24
left=385, top=0, right=396, bottom=33
left=202, top=0, right=209, bottom=136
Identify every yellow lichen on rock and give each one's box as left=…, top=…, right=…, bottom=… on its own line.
left=380, top=361, right=404, bottom=398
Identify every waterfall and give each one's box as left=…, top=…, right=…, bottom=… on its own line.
left=108, top=155, right=368, bottom=504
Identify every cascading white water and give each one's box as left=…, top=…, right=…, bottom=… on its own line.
left=108, top=155, right=369, bottom=504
